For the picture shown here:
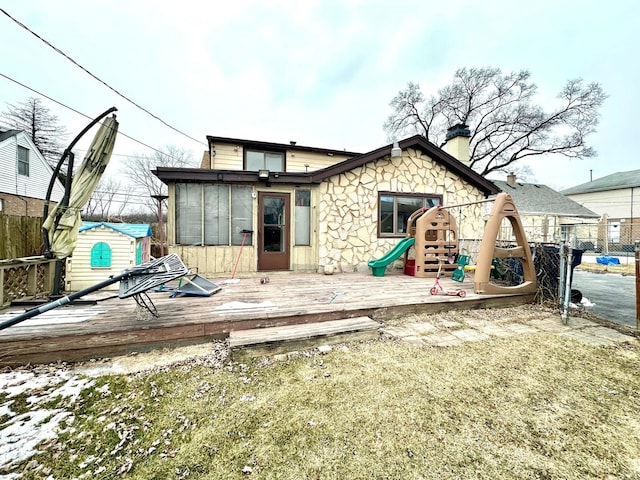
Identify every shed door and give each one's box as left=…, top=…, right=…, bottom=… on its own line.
left=258, top=192, right=290, bottom=271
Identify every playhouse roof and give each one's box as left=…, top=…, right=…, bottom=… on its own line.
left=79, top=222, right=152, bottom=239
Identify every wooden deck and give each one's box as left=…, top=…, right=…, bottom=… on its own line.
left=0, top=271, right=535, bottom=366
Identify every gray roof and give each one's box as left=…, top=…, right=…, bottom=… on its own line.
left=561, top=169, right=640, bottom=195
left=493, top=180, right=599, bottom=218
left=0, top=129, right=21, bottom=143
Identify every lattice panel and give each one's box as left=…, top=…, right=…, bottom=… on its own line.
left=3, top=266, right=29, bottom=303
left=36, top=264, right=46, bottom=293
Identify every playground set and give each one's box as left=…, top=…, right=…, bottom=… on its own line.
left=368, top=193, right=537, bottom=296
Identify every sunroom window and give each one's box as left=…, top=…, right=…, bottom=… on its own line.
left=176, top=184, right=253, bottom=246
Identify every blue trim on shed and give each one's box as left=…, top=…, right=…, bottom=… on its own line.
left=80, top=222, right=152, bottom=239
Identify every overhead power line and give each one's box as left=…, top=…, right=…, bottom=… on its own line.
left=0, top=7, right=206, bottom=147
left=0, top=71, right=185, bottom=160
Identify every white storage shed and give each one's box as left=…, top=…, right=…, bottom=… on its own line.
left=65, top=222, right=152, bottom=291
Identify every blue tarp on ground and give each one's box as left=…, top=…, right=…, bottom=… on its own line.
left=596, top=255, right=621, bottom=265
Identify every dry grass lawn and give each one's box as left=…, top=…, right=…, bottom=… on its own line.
left=577, top=262, right=636, bottom=276
left=6, top=307, right=640, bottom=479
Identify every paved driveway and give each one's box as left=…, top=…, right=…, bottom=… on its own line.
left=572, top=270, right=637, bottom=327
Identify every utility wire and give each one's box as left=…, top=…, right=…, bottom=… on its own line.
left=1, top=7, right=206, bottom=147
left=0, top=71, right=191, bottom=161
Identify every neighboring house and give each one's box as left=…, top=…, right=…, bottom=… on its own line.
left=562, top=170, right=640, bottom=251
left=154, top=127, right=500, bottom=276
left=0, top=129, right=64, bottom=217
left=65, top=222, right=152, bottom=291
left=493, top=174, right=600, bottom=245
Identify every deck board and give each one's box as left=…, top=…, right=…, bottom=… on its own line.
left=0, top=271, right=535, bottom=365
left=230, top=316, right=381, bottom=360
left=230, top=316, right=380, bottom=347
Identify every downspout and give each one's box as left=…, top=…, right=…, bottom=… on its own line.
left=19, top=196, right=27, bottom=217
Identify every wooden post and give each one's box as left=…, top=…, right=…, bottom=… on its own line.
left=603, top=214, right=609, bottom=255
left=27, top=263, right=37, bottom=298
left=0, top=266, right=4, bottom=307
left=151, top=195, right=168, bottom=257
left=635, top=240, right=639, bottom=329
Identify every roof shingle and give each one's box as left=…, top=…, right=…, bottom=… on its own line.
left=493, top=180, right=599, bottom=218
left=561, top=169, right=640, bottom=195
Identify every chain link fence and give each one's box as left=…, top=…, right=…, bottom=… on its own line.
left=562, top=222, right=638, bottom=256
left=459, top=238, right=582, bottom=306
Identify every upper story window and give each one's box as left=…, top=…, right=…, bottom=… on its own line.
left=245, top=149, right=284, bottom=172
left=17, top=146, right=29, bottom=176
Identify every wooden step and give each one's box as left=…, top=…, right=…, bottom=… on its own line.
left=229, top=316, right=381, bottom=359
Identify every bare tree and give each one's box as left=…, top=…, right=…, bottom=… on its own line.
left=384, top=67, right=607, bottom=176
left=122, top=145, right=195, bottom=214
left=1, top=97, right=68, bottom=169
left=84, top=175, right=134, bottom=221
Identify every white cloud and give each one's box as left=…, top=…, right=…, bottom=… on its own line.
left=1, top=0, right=639, bottom=188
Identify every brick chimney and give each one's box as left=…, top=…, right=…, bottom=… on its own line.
left=443, top=124, right=471, bottom=164
left=506, top=172, right=517, bottom=187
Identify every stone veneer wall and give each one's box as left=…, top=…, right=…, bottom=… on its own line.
left=317, top=148, right=487, bottom=273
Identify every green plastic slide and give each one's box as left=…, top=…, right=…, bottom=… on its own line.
left=368, top=237, right=416, bottom=277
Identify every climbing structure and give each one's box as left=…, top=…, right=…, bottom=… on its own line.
left=474, top=193, right=537, bottom=294
left=413, top=206, right=459, bottom=278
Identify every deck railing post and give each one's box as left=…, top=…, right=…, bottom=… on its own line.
left=27, top=263, right=37, bottom=298
left=635, top=240, right=639, bottom=329
left=0, top=266, right=4, bottom=307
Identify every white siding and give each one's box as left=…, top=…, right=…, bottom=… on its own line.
left=0, top=136, right=17, bottom=194
left=65, top=227, right=149, bottom=291
left=0, top=132, right=64, bottom=201
left=210, top=141, right=353, bottom=173
left=566, top=188, right=638, bottom=220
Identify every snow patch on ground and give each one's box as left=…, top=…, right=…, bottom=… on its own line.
left=0, top=368, right=93, bottom=475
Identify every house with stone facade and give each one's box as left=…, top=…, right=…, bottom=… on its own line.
left=153, top=129, right=499, bottom=276
left=0, top=129, right=64, bottom=216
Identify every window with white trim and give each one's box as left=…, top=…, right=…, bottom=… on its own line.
left=17, top=146, right=29, bottom=176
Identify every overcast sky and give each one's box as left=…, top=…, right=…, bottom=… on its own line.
left=1, top=0, right=638, bottom=192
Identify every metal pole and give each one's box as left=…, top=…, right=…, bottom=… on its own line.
left=558, top=243, right=566, bottom=307
left=51, top=151, right=75, bottom=297
left=635, top=240, right=639, bottom=329
left=0, top=271, right=128, bottom=331
left=561, top=245, right=573, bottom=325
left=42, top=107, right=117, bottom=255
left=438, top=198, right=497, bottom=210
left=158, top=200, right=164, bottom=257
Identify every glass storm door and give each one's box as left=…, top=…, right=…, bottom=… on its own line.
left=258, top=192, right=290, bottom=271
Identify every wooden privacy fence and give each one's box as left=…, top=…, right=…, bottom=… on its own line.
left=0, top=256, right=58, bottom=307
left=0, top=213, right=44, bottom=260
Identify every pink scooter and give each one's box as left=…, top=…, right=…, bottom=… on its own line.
left=430, top=261, right=466, bottom=297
